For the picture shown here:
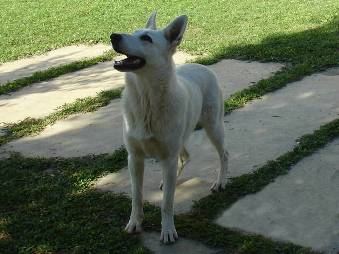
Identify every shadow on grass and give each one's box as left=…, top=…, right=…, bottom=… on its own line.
left=0, top=150, right=151, bottom=254
left=0, top=150, right=318, bottom=254
left=214, top=16, right=339, bottom=114
left=198, top=15, right=339, bottom=67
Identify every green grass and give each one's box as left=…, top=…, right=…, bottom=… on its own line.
left=1, top=0, right=338, bottom=63
left=0, top=148, right=151, bottom=254
left=0, top=51, right=115, bottom=96
left=3, top=115, right=339, bottom=253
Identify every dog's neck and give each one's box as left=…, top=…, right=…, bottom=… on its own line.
left=124, top=57, right=178, bottom=134
left=132, top=57, right=177, bottom=100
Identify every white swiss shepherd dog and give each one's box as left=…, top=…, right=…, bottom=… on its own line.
left=110, top=12, right=229, bottom=244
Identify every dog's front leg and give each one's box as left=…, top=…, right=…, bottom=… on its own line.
left=160, top=157, right=178, bottom=243
left=125, top=154, right=144, bottom=233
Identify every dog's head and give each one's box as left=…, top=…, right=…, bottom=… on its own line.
left=110, top=12, right=188, bottom=72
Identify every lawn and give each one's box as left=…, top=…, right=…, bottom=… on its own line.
left=0, top=0, right=338, bottom=63
left=1, top=0, right=339, bottom=253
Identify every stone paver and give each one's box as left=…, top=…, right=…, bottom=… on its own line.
left=93, top=67, right=339, bottom=214
left=141, top=232, right=222, bottom=254
left=1, top=60, right=283, bottom=157
left=216, top=138, right=339, bottom=253
left=211, top=59, right=284, bottom=97
left=0, top=44, right=111, bottom=85
left=0, top=52, right=192, bottom=125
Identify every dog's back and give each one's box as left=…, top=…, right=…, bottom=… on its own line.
left=176, top=63, right=224, bottom=128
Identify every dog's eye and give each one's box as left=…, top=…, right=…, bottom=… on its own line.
left=140, top=34, right=153, bottom=43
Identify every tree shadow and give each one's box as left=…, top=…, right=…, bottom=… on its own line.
left=0, top=151, right=150, bottom=253
left=200, top=15, right=339, bottom=67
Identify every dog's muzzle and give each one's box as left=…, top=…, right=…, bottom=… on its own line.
left=110, top=33, right=146, bottom=72
left=110, top=33, right=122, bottom=51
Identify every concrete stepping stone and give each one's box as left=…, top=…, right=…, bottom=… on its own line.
left=0, top=44, right=111, bottom=85
left=141, top=232, right=222, bottom=254
left=0, top=60, right=283, bottom=158
left=0, top=52, right=193, bottom=125
left=93, top=67, right=339, bottom=214
left=215, top=138, right=339, bottom=253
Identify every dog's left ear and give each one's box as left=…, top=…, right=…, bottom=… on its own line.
left=164, top=15, right=188, bottom=47
left=146, top=11, right=157, bottom=30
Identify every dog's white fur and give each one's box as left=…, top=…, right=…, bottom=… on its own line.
left=113, top=12, right=229, bottom=243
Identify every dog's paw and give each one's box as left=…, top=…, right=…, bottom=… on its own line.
left=210, top=180, right=227, bottom=192
left=125, top=219, right=142, bottom=234
left=160, top=226, right=178, bottom=244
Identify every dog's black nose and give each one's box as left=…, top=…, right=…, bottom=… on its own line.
left=110, top=33, right=122, bottom=45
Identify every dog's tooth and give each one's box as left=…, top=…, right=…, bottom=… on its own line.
left=114, top=60, right=123, bottom=66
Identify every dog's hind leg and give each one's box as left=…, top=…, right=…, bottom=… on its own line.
left=203, top=118, right=229, bottom=192
left=159, top=146, right=190, bottom=190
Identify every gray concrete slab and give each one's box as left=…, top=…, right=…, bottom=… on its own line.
left=1, top=60, right=283, bottom=158
left=96, top=167, right=211, bottom=214
left=0, top=44, right=111, bottom=84
left=210, top=59, right=284, bottom=98
left=141, top=232, right=222, bottom=254
left=93, top=67, right=339, bottom=214
left=0, top=52, right=192, bottom=124
left=215, top=138, right=339, bottom=253
left=4, top=100, right=124, bottom=157
left=0, top=61, right=122, bottom=124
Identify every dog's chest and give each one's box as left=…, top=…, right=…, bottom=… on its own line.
left=126, top=131, right=168, bottom=159
left=140, top=136, right=168, bottom=159
left=123, top=110, right=169, bottom=159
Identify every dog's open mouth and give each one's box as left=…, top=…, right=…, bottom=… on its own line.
left=114, top=55, right=146, bottom=71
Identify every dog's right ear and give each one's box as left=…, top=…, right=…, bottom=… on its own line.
left=146, top=11, right=157, bottom=30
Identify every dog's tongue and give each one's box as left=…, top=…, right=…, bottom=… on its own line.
left=114, top=56, right=141, bottom=66
left=113, top=55, right=146, bottom=71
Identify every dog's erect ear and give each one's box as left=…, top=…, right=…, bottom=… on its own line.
left=163, top=15, right=188, bottom=47
left=146, top=11, right=157, bottom=30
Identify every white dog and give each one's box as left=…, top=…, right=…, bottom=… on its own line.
left=110, top=12, right=229, bottom=244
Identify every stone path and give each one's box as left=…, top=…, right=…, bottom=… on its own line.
left=0, top=60, right=283, bottom=157
left=2, top=45, right=339, bottom=253
left=216, top=138, right=339, bottom=253
left=0, top=52, right=193, bottom=124
left=94, top=67, right=339, bottom=214
left=0, top=44, right=111, bottom=85
left=141, top=232, right=222, bottom=254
